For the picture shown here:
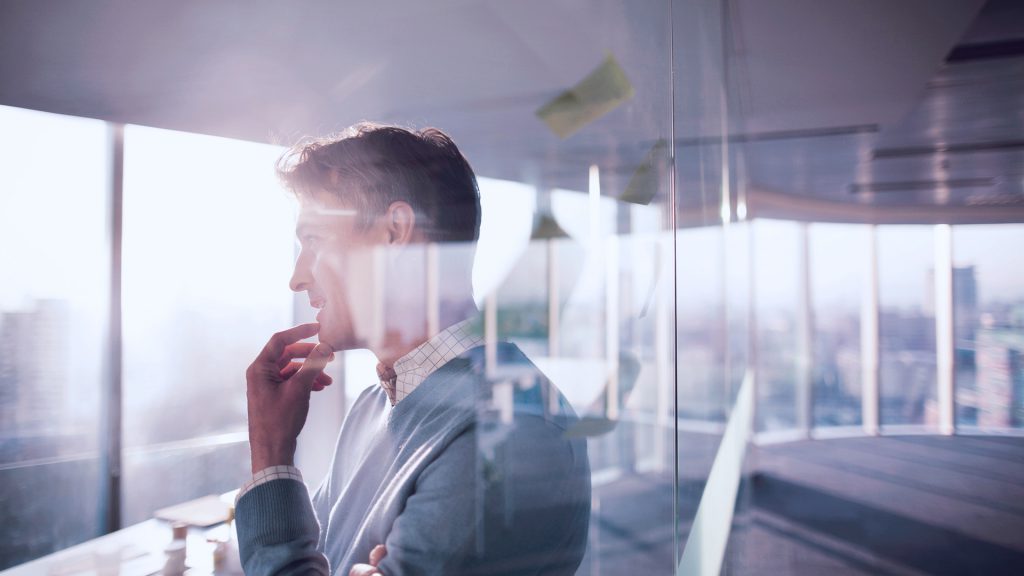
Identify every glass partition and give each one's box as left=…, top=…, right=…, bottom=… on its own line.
left=0, top=1, right=753, bottom=573
left=8, top=1, right=1024, bottom=574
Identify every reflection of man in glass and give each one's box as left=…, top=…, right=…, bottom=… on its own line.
left=236, top=124, right=590, bottom=575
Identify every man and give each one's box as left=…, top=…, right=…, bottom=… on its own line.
left=236, top=124, right=591, bottom=575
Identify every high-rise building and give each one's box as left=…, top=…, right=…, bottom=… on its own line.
left=975, top=328, right=1024, bottom=428
left=0, top=300, right=70, bottom=437
left=953, top=266, right=979, bottom=345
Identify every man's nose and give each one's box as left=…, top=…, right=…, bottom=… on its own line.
left=289, top=251, right=313, bottom=293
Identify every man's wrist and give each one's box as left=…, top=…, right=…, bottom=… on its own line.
left=250, top=443, right=297, bottom=474
left=236, top=465, right=305, bottom=505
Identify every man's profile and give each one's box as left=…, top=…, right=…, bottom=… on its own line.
left=235, top=124, right=591, bottom=575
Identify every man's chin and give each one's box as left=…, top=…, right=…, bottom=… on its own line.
left=317, top=328, right=362, bottom=352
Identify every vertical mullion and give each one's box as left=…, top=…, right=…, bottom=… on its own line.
left=797, top=223, right=814, bottom=436
left=862, top=225, right=880, bottom=435
left=749, top=222, right=760, bottom=436
left=934, top=224, right=955, bottom=435
left=100, top=123, right=125, bottom=534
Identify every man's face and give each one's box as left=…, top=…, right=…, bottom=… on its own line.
left=290, top=191, right=386, bottom=351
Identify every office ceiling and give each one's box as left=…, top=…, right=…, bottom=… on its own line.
left=0, top=0, right=1020, bottom=223
left=734, top=0, right=1024, bottom=223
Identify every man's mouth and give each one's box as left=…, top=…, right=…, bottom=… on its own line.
left=311, top=299, right=326, bottom=321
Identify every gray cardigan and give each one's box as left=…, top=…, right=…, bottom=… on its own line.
left=236, top=343, right=591, bottom=575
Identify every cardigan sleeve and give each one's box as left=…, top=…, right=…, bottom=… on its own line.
left=235, top=478, right=331, bottom=576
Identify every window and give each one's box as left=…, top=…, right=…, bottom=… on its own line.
left=953, top=225, right=1024, bottom=430
left=120, top=126, right=295, bottom=524
left=725, top=220, right=752, bottom=407
left=877, top=226, right=937, bottom=428
left=677, top=226, right=727, bottom=423
left=0, top=105, right=110, bottom=569
left=809, top=223, right=869, bottom=428
left=752, top=219, right=802, bottom=432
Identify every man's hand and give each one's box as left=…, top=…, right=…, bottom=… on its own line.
left=349, top=545, right=387, bottom=576
left=247, top=323, right=334, bottom=473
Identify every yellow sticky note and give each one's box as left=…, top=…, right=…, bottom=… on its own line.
left=537, top=54, right=635, bottom=139
left=620, top=139, right=669, bottom=205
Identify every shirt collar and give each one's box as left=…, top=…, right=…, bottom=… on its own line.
left=376, top=317, right=484, bottom=406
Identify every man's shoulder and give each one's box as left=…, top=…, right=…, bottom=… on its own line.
left=450, top=342, right=556, bottom=392
left=351, top=381, right=388, bottom=408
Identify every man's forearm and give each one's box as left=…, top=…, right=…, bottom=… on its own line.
left=235, top=478, right=329, bottom=576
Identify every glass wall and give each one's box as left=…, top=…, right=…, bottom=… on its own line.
left=953, top=225, right=1024, bottom=430
left=0, top=1, right=750, bottom=574
left=11, top=0, right=1024, bottom=573
left=0, top=2, right=720, bottom=569
left=0, top=105, right=110, bottom=568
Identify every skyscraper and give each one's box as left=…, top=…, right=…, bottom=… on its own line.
left=0, top=299, right=70, bottom=438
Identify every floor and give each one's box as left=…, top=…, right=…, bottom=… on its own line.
left=726, top=435, right=1024, bottom=575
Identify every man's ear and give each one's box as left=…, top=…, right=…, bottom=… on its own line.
left=384, top=201, right=416, bottom=245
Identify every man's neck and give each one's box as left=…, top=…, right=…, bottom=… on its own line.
left=372, top=298, right=478, bottom=371
left=374, top=332, right=427, bottom=372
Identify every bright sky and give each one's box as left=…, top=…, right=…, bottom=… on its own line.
left=0, top=105, right=109, bottom=308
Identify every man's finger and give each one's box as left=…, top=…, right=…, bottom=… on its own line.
left=256, top=323, right=319, bottom=364
left=281, top=363, right=332, bottom=389
left=291, top=343, right=334, bottom=390
left=277, top=343, right=336, bottom=370
left=348, top=564, right=380, bottom=576
left=369, top=545, right=387, bottom=566
left=280, top=363, right=301, bottom=380
left=311, top=372, right=333, bottom=391
left=277, top=342, right=317, bottom=370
